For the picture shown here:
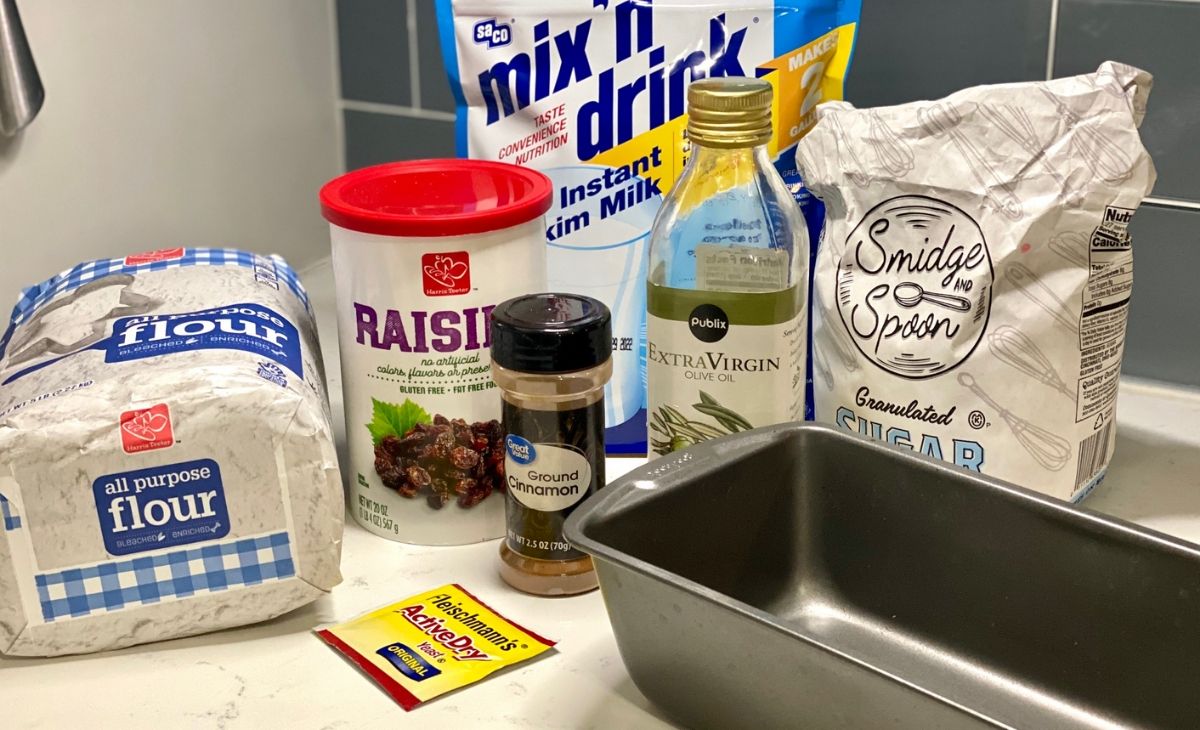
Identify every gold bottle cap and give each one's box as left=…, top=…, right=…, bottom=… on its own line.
left=686, top=77, right=774, bottom=148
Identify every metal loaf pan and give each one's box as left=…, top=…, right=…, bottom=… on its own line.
left=564, top=424, right=1200, bottom=729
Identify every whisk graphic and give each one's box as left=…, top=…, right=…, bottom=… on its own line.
left=827, top=112, right=873, bottom=188
left=813, top=344, right=835, bottom=390
left=866, top=111, right=914, bottom=178
left=1038, top=86, right=1132, bottom=184
left=1048, top=231, right=1089, bottom=269
left=918, top=102, right=1024, bottom=221
left=957, top=373, right=1071, bottom=472
left=977, top=103, right=1080, bottom=208
left=988, top=325, right=1076, bottom=402
left=1005, top=263, right=1078, bottom=334
left=818, top=302, right=860, bottom=371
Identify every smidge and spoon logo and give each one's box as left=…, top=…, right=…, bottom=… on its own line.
left=836, top=196, right=993, bottom=379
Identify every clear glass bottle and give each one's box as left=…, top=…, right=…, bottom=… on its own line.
left=646, top=77, right=808, bottom=456
left=490, top=293, right=612, bottom=596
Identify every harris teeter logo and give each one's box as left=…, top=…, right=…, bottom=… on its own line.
left=836, top=195, right=993, bottom=379
left=422, top=252, right=471, bottom=297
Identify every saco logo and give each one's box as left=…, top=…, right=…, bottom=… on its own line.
left=106, top=302, right=303, bottom=377
left=120, top=403, right=174, bottom=454
left=472, top=18, right=511, bottom=49
left=124, top=247, right=185, bottom=266
left=422, top=252, right=471, bottom=296
left=836, top=195, right=993, bottom=379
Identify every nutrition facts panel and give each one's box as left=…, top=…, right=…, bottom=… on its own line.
left=1076, top=206, right=1134, bottom=423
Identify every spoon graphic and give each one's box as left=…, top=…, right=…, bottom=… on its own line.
left=893, top=282, right=971, bottom=312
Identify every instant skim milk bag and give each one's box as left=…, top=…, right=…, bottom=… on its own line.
left=437, top=0, right=862, bottom=453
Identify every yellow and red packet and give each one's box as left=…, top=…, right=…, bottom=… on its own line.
left=315, top=584, right=556, bottom=711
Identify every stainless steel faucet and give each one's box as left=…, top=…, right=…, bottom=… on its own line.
left=0, top=0, right=42, bottom=136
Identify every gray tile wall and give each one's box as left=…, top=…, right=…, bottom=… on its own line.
left=845, top=0, right=1200, bottom=387
left=335, top=0, right=1200, bottom=387
left=336, top=0, right=455, bottom=167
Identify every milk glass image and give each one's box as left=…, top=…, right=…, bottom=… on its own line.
left=545, top=165, right=660, bottom=449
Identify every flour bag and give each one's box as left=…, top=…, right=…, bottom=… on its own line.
left=0, top=248, right=343, bottom=655
left=437, top=0, right=862, bottom=453
left=796, top=62, right=1156, bottom=501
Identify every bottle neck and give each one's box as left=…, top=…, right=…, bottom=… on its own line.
left=688, top=142, right=771, bottom=167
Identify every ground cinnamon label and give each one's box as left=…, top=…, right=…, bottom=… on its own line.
left=490, top=294, right=613, bottom=596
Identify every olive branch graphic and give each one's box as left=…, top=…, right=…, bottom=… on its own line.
left=650, top=391, right=753, bottom=455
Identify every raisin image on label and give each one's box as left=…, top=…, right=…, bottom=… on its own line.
left=369, top=399, right=506, bottom=509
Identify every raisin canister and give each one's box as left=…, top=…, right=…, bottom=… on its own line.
left=320, top=160, right=550, bottom=545
left=490, top=294, right=612, bottom=596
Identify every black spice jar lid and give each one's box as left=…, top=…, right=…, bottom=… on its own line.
left=491, top=293, right=612, bottom=374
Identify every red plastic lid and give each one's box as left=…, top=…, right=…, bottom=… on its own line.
left=319, top=159, right=553, bottom=238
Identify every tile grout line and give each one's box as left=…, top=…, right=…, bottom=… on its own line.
left=1144, top=196, right=1200, bottom=212
left=407, top=0, right=422, bottom=108
left=326, top=0, right=347, bottom=173
left=1045, top=0, right=1060, bottom=80
left=339, top=99, right=455, bottom=121
left=1042, top=1, right=1200, bottom=218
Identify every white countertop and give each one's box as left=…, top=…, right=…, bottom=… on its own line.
left=3, top=259, right=1200, bottom=729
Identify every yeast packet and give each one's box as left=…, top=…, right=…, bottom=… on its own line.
left=316, top=584, right=556, bottom=710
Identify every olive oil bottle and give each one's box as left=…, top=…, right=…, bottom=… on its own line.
left=646, top=77, right=808, bottom=456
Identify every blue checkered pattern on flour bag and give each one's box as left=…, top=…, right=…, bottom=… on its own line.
left=34, top=532, right=295, bottom=622
left=0, top=493, right=20, bottom=531
left=0, top=248, right=311, bottom=359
